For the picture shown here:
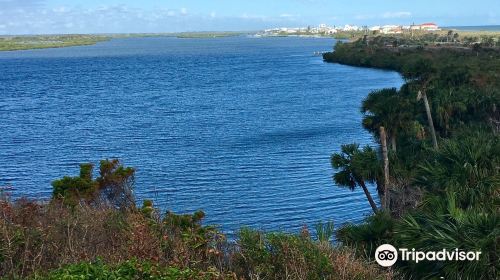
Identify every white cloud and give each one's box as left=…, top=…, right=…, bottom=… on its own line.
left=0, top=3, right=304, bottom=34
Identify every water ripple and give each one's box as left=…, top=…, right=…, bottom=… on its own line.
left=0, top=36, right=403, bottom=233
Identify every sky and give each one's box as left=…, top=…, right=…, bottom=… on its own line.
left=0, top=0, right=499, bottom=35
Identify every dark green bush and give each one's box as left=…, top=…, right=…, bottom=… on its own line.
left=34, top=259, right=218, bottom=280
left=234, top=228, right=333, bottom=280
left=336, top=212, right=394, bottom=259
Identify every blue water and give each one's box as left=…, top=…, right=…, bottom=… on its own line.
left=445, top=25, right=500, bottom=31
left=0, top=36, right=403, bottom=234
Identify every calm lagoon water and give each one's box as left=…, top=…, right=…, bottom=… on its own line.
left=445, top=25, right=500, bottom=31
left=0, top=36, right=403, bottom=234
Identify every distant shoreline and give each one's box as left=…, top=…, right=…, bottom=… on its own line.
left=2, top=26, right=499, bottom=51
left=444, top=25, right=500, bottom=31
left=0, top=34, right=110, bottom=51
left=0, top=32, right=248, bottom=51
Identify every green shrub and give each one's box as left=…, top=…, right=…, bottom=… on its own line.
left=51, top=159, right=135, bottom=208
left=52, top=175, right=97, bottom=206
left=234, top=228, right=333, bottom=280
left=336, top=212, right=395, bottom=260
left=394, top=194, right=499, bottom=279
left=34, top=259, right=218, bottom=280
left=315, top=221, right=335, bottom=243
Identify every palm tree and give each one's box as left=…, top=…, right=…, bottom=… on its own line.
left=331, top=144, right=380, bottom=213
left=362, top=88, right=413, bottom=152
left=417, top=89, right=438, bottom=149
left=433, top=65, right=480, bottom=136
left=432, top=81, right=468, bottom=136
left=403, top=59, right=439, bottom=149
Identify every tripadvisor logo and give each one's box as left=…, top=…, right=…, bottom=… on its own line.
left=374, top=244, right=482, bottom=267
left=375, top=244, right=398, bottom=267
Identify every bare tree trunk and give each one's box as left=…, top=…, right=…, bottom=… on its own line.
left=380, top=127, right=390, bottom=210
left=419, top=91, right=438, bottom=149
left=360, top=181, right=378, bottom=213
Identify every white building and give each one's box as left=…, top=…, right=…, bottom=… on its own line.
left=410, top=23, right=440, bottom=31
left=420, top=23, right=439, bottom=31
left=380, top=25, right=402, bottom=34
left=342, top=24, right=361, bottom=31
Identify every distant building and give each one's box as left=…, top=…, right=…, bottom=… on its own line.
left=342, top=24, right=361, bottom=31
left=410, top=23, right=440, bottom=31
left=316, top=23, right=338, bottom=34
left=381, top=25, right=402, bottom=34
left=420, top=22, right=439, bottom=31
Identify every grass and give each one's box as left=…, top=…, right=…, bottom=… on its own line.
left=0, top=34, right=110, bottom=51
left=0, top=32, right=248, bottom=51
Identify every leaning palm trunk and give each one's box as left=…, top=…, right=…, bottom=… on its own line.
left=360, top=181, right=378, bottom=213
left=379, top=126, right=390, bottom=210
left=418, top=90, right=438, bottom=149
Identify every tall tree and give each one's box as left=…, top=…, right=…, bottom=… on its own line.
left=362, top=88, right=413, bottom=152
left=417, top=90, right=438, bottom=149
left=432, top=67, right=470, bottom=135
left=379, top=126, right=390, bottom=210
left=331, top=144, right=381, bottom=213
left=403, top=59, right=439, bottom=149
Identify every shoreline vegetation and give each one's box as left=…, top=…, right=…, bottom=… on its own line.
left=0, top=32, right=247, bottom=51
left=0, top=34, right=110, bottom=51
left=0, top=32, right=498, bottom=279
left=2, top=28, right=500, bottom=52
left=0, top=160, right=387, bottom=279
left=323, top=33, right=499, bottom=279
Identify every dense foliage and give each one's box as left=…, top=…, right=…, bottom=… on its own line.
left=0, top=161, right=386, bottom=279
left=324, top=37, right=499, bottom=279
left=35, top=260, right=218, bottom=280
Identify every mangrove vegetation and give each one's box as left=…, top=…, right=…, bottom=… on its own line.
left=324, top=35, right=499, bottom=279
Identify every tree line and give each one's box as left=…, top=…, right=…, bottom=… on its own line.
left=324, top=36, right=499, bottom=279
